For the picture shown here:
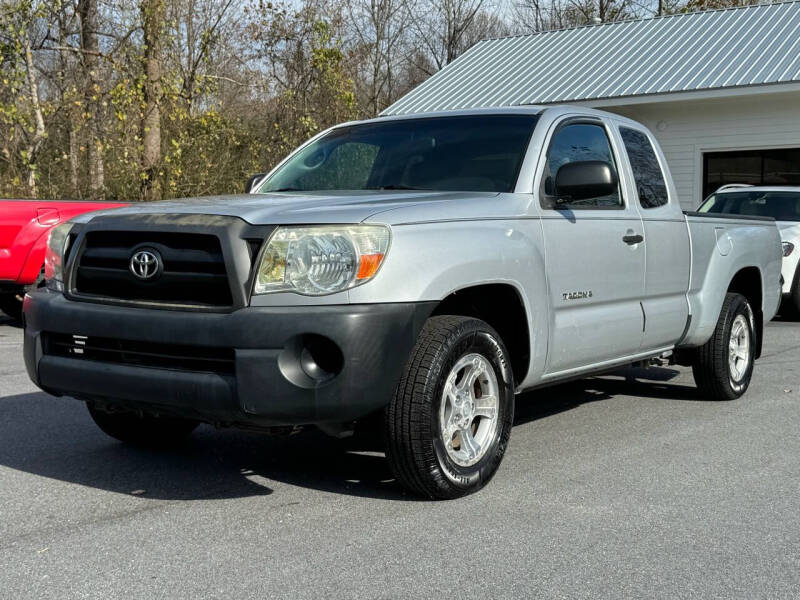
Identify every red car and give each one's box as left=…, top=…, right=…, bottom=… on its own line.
left=0, top=199, right=126, bottom=320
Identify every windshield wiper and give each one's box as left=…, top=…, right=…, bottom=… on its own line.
left=267, top=187, right=304, bottom=192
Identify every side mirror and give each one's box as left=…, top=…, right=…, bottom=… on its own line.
left=245, top=173, right=266, bottom=194
left=554, top=161, right=617, bottom=203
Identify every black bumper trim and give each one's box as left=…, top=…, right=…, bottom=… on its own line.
left=24, top=292, right=437, bottom=426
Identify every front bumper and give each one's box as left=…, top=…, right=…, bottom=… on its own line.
left=24, top=292, right=435, bottom=427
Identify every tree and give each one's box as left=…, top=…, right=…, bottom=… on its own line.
left=0, top=0, right=49, bottom=196
left=514, top=0, right=640, bottom=31
left=5, top=0, right=748, bottom=203
left=679, top=0, right=760, bottom=12
left=77, top=0, right=104, bottom=197
left=255, top=1, right=357, bottom=152
left=408, top=0, right=488, bottom=74
left=168, top=0, right=237, bottom=113
left=21, top=28, right=45, bottom=195
left=140, top=0, right=165, bottom=200
left=347, top=0, right=411, bottom=116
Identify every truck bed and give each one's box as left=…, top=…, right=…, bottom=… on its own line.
left=680, top=211, right=782, bottom=348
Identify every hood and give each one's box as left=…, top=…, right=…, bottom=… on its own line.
left=72, top=191, right=501, bottom=226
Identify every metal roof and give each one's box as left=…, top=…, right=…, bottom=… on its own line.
left=382, top=1, right=800, bottom=115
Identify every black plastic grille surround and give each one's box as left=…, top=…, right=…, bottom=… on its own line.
left=44, top=332, right=235, bottom=374
left=73, top=231, right=233, bottom=307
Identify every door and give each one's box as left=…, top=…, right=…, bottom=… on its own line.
left=539, top=119, right=645, bottom=375
left=618, top=125, right=690, bottom=350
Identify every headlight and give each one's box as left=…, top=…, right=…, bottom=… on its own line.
left=254, top=225, right=390, bottom=296
left=782, top=241, right=794, bottom=257
left=44, top=223, right=74, bottom=291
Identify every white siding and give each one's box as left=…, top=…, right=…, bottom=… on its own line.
left=603, top=90, right=800, bottom=210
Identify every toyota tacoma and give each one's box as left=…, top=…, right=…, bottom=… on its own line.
left=23, top=107, right=782, bottom=498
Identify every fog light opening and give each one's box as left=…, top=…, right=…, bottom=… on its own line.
left=299, top=334, right=344, bottom=381
left=278, top=334, right=344, bottom=389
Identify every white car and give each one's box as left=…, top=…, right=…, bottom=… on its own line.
left=698, top=185, right=800, bottom=313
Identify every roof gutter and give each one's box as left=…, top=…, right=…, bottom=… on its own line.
left=570, top=81, right=800, bottom=108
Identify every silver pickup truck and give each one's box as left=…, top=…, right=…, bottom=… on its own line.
left=24, top=106, right=782, bottom=499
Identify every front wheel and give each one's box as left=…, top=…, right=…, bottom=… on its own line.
left=87, top=404, right=199, bottom=446
left=384, top=316, right=515, bottom=499
left=692, top=293, right=755, bottom=400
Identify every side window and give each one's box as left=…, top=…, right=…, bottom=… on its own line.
left=620, top=127, right=668, bottom=209
left=542, top=122, right=621, bottom=208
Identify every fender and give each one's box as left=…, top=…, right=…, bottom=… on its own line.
left=0, top=210, right=53, bottom=284
left=16, top=224, right=53, bottom=285
left=348, top=219, right=550, bottom=390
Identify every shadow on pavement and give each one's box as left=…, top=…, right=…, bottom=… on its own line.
left=0, top=391, right=410, bottom=502
left=771, top=311, right=800, bottom=323
left=513, top=365, right=703, bottom=426
left=0, top=314, right=21, bottom=328
left=0, top=366, right=701, bottom=501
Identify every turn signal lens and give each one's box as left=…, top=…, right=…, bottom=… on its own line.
left=357, top=253, right=385, bottom=280
left=782, top=241, right=794, bottom=257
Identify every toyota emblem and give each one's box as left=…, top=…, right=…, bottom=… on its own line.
left=129, top=248, right=162, bottom=280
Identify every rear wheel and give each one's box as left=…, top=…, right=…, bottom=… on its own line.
left=87, top=404, right=199, bottom=445
left=384, top=315, right=515, bottom=499
left=692, top=293, right=755, bottom=400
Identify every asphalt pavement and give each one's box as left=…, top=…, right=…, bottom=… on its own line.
left=1, top=314, right=798, bottom=599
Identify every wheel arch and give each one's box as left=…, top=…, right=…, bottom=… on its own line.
left=726, top=266, right=763, bottom=358
left=431, top=283, right=531, bottom=386
left=680, top=261, right=769, bottom=353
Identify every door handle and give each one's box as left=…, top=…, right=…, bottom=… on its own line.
left=622, top=234, right=644, bottom=245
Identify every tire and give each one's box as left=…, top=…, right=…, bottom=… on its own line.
left=87, top=404, right=199, bottom=446
left=0, top=267, right=45, bottom=322
left=791, top=265, right=800, bottom=316
left=692, top=293, right=756, bottom=400
left=0, top=294, right=22, bottom=322
left=384, top=315, right=515, bottom=499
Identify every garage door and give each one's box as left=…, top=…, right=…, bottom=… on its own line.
left=703, top=148, right=800, bottom=197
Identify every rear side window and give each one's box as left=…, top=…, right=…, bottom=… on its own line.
left=620, top=127, right=668, bottom=209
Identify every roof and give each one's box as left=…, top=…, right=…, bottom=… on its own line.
left=383, top=1, right=800, bottom=115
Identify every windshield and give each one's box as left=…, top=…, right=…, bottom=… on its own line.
left=256, top=115, right=539, bottom=194
left=698, top=190, right=800, bottom=221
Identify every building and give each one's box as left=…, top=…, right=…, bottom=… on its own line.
left=382, top=1, right=800, bottom=210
